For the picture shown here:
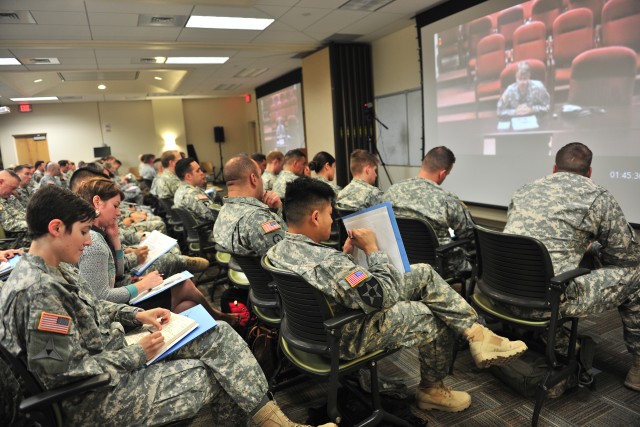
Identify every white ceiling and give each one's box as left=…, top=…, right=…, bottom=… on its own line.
left=0, top=0, right=442, bottom=105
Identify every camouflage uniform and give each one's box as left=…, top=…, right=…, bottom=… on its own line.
left=336, top=178, right=384, bottom=211
left=174, top=182, right=219, bottom=224
left=213, top=196, right=286, bottom=256
left=497, top=79, right=550, bottom=117
left=503, top=172, right=640, bottom=355
left=32, top=169, right=43, bottom=184
left=0, top=197, right=30, bottom=248
left=315, top=176, right=341, bottom=196
left=150, top=170, right=181, bottom=200
left=271, top=170, right=299, bottom=199
left=261, top=170, right=278, bottom=191
left=39, top=175, right=64, bottom=188
left=0, top=253, right=268, bottom=426
left=267, top=232, right=477, bottom=383
left=16, top=184, right=37, bottom=207
left=384, top=177, right=474, bottom=277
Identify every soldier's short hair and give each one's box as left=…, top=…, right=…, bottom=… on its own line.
left=250, top=152, right=266, bottom=163
left=161, top=150, right=179, bottom=168
left=266, top=150, right=284, bottom=163
left=224, top=155, right=258, bottom=183
left=27, top=185, right=96, bottom=239
left=14, top=164, right=33, bottom=174
left=555, top=142, right=592, bottom=176
left=58, top=160, right=69, bottom=168
left=69, top=167, right=108, bottom=192
left=75, top=177, right=124, bottom=205
left=175, top=157, right=196, bottom=180
left=422, top=146, right=455, bottom=173
left=349, top=149, right=378, bottom=175
left=284, top=149, right=306, bottom=165
left=283, top=176, right=334, bottom=225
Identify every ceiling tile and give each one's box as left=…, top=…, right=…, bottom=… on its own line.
left=88, top=12, right=140, bottom=27
left=252, top=30, right=319, bottom=44
left=178, top=28, right=259, bottom=43
left=278, top=7, right=332, bottom=31
left=91, top=26, right=182, bottom=42
left=253, top=4, right=292, bottom=19
left=0, top=0, right=86, bottom=12
left=379, top=0, right=442, bottom=14
left=304, top=9, right=371, bottom=38
left=190, top=5, right=273, bottom=18
left=254, top=0, right=299, bottom=7
left=341, top=11, right=406, bottom=35
left=85, top=1, right=193, bottom=15
left=296, top=0, right=347, bottom=8
left=0, top=24, right=92, bottom=40
left=30, top=11, right=89, bottom=26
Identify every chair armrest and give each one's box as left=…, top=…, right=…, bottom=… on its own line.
left=324, top=310, right=366, bottom=331
left=192, top=220, right=214, bottom=230
left=550, top=268, right=590, bottom=289
left=435, top=238, right=473, bottom=255
left=20, top=373, right=110, bottom=412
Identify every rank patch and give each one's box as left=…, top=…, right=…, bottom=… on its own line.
left=38, top=312, right=71, bottom=335
left=261, top=220, right=281, bottom=233
left=345, top=268, right=368, bottom=287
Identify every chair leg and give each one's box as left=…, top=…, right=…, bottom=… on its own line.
left=532, top=372, right=551, bottom=427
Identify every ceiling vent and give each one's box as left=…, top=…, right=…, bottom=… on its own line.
left=323, top=33, right=361, bottom=43
left=146, top=92, right=182, bottom=97
left=0, top=11, right=36, bottom=24
left=23, top=58, right=60, bottom=65
left=339, top=0, right=396, bottom=12
left=234, top=68, right=268, bottom=78
left=215, top=83, right=241, bottom=91
left=138, top=14, right=188, bottom=27
left=58, top=71, right=139, bottom=81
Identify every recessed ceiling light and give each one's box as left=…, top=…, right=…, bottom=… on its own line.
left=33, top=78, right=43, bottom=83
left=154, top=76, right=163, bottom=81
left=98, top=84, right=106, bottom=90
left=165, top=57, right=229, bottom=64
left=0, top=58, right=21, bottom=65
left=10, top=96, right=58, bottom=102
left=186, top=16, right=274, bottom=30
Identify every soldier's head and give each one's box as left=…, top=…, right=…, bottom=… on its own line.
left=224, top=155, right=263, bottom=198
left=45, top=162, right=60, bottom=176
left=69, top=167, right=109, bottom=193
left=14, top=164, right=33, bottom=187
left=419, top=146, right=455, bottom=185
left=266, top=150, right=284, bottom=174
left=176, top=157, right=206, bottom=187
left=0, top=169, right=21, bottom=199
left=349, top=149, right=378, bottom=185
left=283, top=177, right=334, bottom=243
left=284, top=149, right=307, bottom=176
left=309, top=151, right=336, bottom=181
left=34, top=160, right=45, bottom=172
left=27, top=185, right=96, bottom=263
left=58, top=160, right=70, bottom=173
left=554, top=142, right=592, bottom=177
left=76, top=177, right=124, bottom=228
left=516, top=61, right=532, bottom=93
left=250, top=152, right=267, bottom=173
left=161, top=150, right=180, bottom=171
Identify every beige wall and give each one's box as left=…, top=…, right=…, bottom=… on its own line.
left=302, top=47, right=335, bottom=158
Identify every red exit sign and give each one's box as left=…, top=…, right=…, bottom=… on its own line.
left=19, top=104, right=32, bottom=113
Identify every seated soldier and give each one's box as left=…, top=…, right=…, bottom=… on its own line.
left=150, top=150, right=182, bottom=200
left=213, top=155, right=285, bottom=256
left=267, top=177, right=527, bottom=412
left=262, top=150, right=284, bottom=191
left=0, top=185, right=334, bottom=427
left=336, top=149, right=383, bottom=211
left=271, top=149, right=307, bottom=199
left=309, top=151, right=341, bottom=195
left=14, top=164, right=35, bottom=207
left=174, top=157, right=219, bottom=224
left=0, top=169, right=30, bottom=248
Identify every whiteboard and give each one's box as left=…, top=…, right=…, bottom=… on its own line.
left=375, top=89, right=423, bottom=166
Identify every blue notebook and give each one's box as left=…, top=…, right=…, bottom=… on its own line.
left=0, top=254, right=21, bottom=276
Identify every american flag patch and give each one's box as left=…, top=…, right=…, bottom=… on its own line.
left=345, top=268, right=368, bottom=287
left=261, top=220, right=281, bottom=233
left=37, top=312, right=71, bottom=335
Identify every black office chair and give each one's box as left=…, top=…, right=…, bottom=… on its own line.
left=171, top=207, right=216, bottom=259
left=232, top=254, right=280, bottom=327
left=470, top=225, right=591, bottom=426
left=0, top=343, right=110, bottom=427
left=262, top=256, right=411, bottom=427
left=157, top=198, right=184, bottom=239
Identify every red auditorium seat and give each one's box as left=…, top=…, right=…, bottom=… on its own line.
left=500, top=59, right=548, bottom=93
left=531, top=0, right=563, bottom=35
left=437, top=25, right=463, bottom=71
left=513, top=21, right=548, bottom=64
left=568, top=0, right=605, bottom=25
left=466, top=16, right=494, bottom=78
left=601, top=0, right=640, bottom=70
left=498, top=5, right=525, bottom=49
left=475, top=33, right=507, bottom=114
left=552, top=8, right=594, bottom=87
left=568, top=46, right=637, bottom=107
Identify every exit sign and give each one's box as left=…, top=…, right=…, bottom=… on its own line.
left=19, top=104, right=32, bottom=113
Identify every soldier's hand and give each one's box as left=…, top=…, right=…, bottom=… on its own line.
left=136, top=271, right=164, bottom=292
left=262, top=190, right=282, bottom=210
left=136, top=308, right=171, bottom=330
left=139, top=331, right=165, bottom=361
left=0, top=249, right=21, bottom=263
left=348, top=229, right=379, bottom=254
left=343, top=236, right=355, bottom=255
left=134, top=246, right=150, bottom=264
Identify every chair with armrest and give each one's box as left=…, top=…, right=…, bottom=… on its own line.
left=171, top=207, right=215, bottom=258
left=157, top=198, right=184, bottom=239
left=262, top=256, right=411, bottom=427
left=0, top=343, right=110, bottom=427
left=470, top=225, right=591, bottom=427
left=232, top=254, right=280, bottom=327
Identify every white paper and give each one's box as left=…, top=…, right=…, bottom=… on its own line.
left=129, top=271, right=194, bottom=304
left=131, top=230, right=177, bottom=275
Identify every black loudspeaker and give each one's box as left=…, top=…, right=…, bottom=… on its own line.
left=214, top=126, right=225, bottom=143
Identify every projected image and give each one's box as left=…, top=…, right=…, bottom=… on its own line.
left=258, top=83, right=305, bottom=153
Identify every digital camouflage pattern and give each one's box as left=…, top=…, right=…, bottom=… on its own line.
left=271, top=170, right=299, bottom=199
left=315, top=176, right=341, bottom=196
left=213, top=196, right=286, bottom=256
left=503, top=172, right=640, bottom=355
left=336, top=178, right=384, bottom=211
left=150, top=170, right=181, bottom=199
left=384, top=177, right=474, bottom=276
left=261, top=170, right=278, bottom=191
left=497, top=79, right=550, bottom=117
left=174, top=182, right=218, bottom=224
left=39, top=175, right=64, bottom=188
left=0, top=196, right=31, bottom=248
left=0, top=253, right=268, bottom=426
left=16, top=184, right=37, bottom=207
left=267, top=232, right=477, bottom=383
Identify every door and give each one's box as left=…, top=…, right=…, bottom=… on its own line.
left=14, top=134, right=50, bottom=165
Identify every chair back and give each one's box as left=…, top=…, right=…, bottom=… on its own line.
left=395, top=216, right=438, bottom=266
left=497, top=5, right=525, bottom=48
left=552, top=8, right=594, bottom=71
left=172, top=207, right=201, bottom=244
left=262, top=256, right=333, bottom=355
left=474, top=226, right=554, bottom=310
left=532, top=0, right=562, bottom=34
left=569, top=0, right=604, bottom=24
left=513, top=21, right=547, bottom=63
left=601, top=0, right=640, bottom=51
left=233, top=254, right=278, bottom=307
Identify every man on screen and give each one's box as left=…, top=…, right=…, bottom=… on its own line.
left=497, top=61, right=550, bottom=118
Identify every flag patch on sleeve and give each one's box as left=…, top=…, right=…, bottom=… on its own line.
left=345, top=268, right=368, bottom=287
left=37, top=312, right=71, bottom=335
left=261, top=220, right=281, bottom=233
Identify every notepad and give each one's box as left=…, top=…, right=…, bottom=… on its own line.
left=130, top=270, right=194, bottom=304
left=342, top=202, right=411, bottom=273
left=131, top=230, right=178, bottom=275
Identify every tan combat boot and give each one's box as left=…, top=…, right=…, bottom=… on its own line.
left=624, top=354, right=640, bottom=392
left=252, top=401, right=337, bottom=427
left=183, top=256, right=210, bottom=272
left=415, top=381, right=471, bottom=412
left=465, top=323, right=527, bottom=368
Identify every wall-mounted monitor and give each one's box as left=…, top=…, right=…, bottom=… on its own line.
left=93, top=146, right=111, bottom=158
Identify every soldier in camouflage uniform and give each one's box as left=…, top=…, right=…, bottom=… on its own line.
left=262, top=150, right=284, bottom=191
left=0, top=170, right=30, bottom=248
left=150, top=150, right=182, bottom=200
left=213, top=156, right=286, bottom=257
left=272, top=149, right=307, bottom=199
left=267, top=177, right=526, bottom=412
left=174, top=157, right=219, bottom=224
left=500, top=143, right=640, bottom=392
left=384, top=146, right=474, bottom=277
left=336, top=149, right=383, bottom=211
left=0, top=185, right=333, bottom=427
left=497, top=61, right=550, bottom=118
left=14, top=164, right=36, bottom=207
left=39, top=162, right=65, bottom=188
left=309, top=151, right=341, bottom=195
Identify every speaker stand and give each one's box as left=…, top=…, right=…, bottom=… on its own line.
left=213, top=141, right=225, bottom=184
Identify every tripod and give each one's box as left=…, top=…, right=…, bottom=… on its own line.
left=365, top=108, right=393, bottom=186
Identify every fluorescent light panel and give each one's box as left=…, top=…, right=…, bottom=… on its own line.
left=187, top=15, right=274, bottom=30
left=166, top=57, right=228, bottom=64
left=10, top=96, right=58, bottom=101
left=0, top=58, right=21, bottom=65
